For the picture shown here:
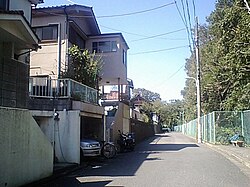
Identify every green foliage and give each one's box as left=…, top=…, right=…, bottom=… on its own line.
left=159, top=100, right=183, bottom=127
left=62, top=45, right=102, bottom=88
left=139, top=99, right=184, bottom=128
left=132, top=88, right=183, bottom=126
left=183, top=0, right=250, bottom=121
left=133, top=88, right=161, bottom=102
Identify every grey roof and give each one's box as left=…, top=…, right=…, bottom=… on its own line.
left=33, top=4, right=101, bottom=35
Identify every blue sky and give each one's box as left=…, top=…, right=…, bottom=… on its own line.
left=39, top=0, right=216, bottom=101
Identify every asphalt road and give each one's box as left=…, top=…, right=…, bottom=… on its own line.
left=41, top=133, right=250, bottom=187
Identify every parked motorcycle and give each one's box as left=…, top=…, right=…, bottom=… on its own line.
left=117, top=130, right=135, bottom=152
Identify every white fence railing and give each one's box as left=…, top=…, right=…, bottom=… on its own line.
left=29, top=77, right=98, bottom=104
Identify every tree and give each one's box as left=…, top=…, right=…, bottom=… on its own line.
left=203, top=0, right=250, bottom=111
left=62, top=45, right=102, bottom=89
left=183, top=0, right=250, bottom=122
left=133, top=88, right=161, bottom=102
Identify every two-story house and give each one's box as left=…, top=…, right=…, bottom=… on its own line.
left=29, top=4, right=133, bottom=164
left=0, top=0, right=54, bottom=186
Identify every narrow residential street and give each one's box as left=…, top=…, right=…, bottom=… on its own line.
left=39, top=133, right=250, bottom=187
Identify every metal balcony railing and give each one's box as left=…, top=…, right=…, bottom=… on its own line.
left=29, top=77, right=98, bottom=104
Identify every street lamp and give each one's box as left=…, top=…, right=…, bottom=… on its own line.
left=186, top=76, right=202, bottom=143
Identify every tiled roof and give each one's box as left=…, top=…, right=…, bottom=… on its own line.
left=35, top=4, right=92, bottom=10
left=0, top=10, right=24, bottom=15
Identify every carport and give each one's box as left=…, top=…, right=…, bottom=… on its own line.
left=80, top=112, right=104, bottom=142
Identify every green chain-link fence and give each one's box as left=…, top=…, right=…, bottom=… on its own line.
left=175, top=110, right=250, bottom=145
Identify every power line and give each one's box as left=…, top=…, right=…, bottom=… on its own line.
left=186, top=0, right=195, bottom=47
left=130, top=28, right=186, bottom=42
left=150, top=64, right=185, bottom=91
left=129, top=45, right=189, bottom=55
left=192, top=0, right=196, bottom=20
left=100, top=25, right=149, bottom=37
left=97, top=2, right=175, bottom=18
left=181, top=0, right=192, bottom=50
left=159, top=64, right=185, bottom=87
left=101, top=25, right=186, bottom=41
left=180, top=0, right=188, bottom=27
left=167, top=64, right=185, bottom=80
left=36, top=2, right=175, bottom=19
left=174, top=1, right=193, bottom=53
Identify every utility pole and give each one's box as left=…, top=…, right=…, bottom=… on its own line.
left=195, top=17, right=202, bottom=143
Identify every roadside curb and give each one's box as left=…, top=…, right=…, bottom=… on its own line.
left=206, top=143, right=250, bottom=169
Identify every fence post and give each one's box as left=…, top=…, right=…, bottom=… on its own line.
left=241, top=111, right=244, bottom=137
left=67, top=79, right=71, bottom=98
left=213, top=111, right=216, bottom=144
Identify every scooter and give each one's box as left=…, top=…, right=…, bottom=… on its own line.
left=117, top=130, right=135, bottom=152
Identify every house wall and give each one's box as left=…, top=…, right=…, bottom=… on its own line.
left=112, top=102, right=130, bottom=143
left=31, top=110, right=81, bottom=164
left=0, top=50, right=29, bottom=108
left=10, top=0, right=32, bottom=22
left=30, top=16, right=68, bottom=78
left=86, top=36, right=128, bottom=85
left=0, top=107, right=53, bottom=187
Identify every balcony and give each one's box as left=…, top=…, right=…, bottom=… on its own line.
left=29, top=77, right=98, bottom=105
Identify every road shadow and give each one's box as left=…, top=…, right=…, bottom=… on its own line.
left=38, top=134, right=200, bottom=186
left=80, top=134, right=199, bottom=177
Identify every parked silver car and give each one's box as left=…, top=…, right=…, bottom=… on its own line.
left=80, top=139, right=101, bottom=157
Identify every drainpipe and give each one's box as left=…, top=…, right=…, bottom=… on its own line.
left=64, top=6, right=69, bottom=74
left=49, top=23, right=61, bottom=95
left=57, top=23, right=62, bottom=79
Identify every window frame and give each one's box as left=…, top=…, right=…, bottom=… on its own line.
left=33, top=25, right=58, bottom=42
left=0, top=0, right=9, bottom=11
left=92, top=41, right=117, bottom=53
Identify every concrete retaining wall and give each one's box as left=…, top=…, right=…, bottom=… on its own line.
left=0, top=107, right=53, bottom=187
left=31, top=110, right=81, bottom=164
left=130, top=119, right=155, bottom=143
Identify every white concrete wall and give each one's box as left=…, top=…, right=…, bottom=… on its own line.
left=31, top=110, right=81, bottom=164
left=55, top=110, right=81, bottom=163
left=0, top=107, right=53, bottom=187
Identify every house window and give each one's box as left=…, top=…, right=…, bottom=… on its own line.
left=0, top=0, right=9, bottom=10
left=92, top=41, right=117, bottom=53
left=33, top=25, right=58, bottom=42
left=123, top=49, right=127, bottom=67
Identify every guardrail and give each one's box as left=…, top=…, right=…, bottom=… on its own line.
left=29, top=77, right=98, bottom=104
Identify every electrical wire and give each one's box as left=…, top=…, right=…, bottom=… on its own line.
left=101, top=25, right=187, bottom=41
left=174, top=1, right=193, bottom=53
left=129, top=45, right=189, bottom=55
left=130, top=28, right=186, bottom=42
left=181, top=0, right=192, bottom=51
left=100, top=25, right=148, bottom=38
left=56, top=120, right=68, bottom=163
left=97, top=2, right=175, bottom=18
left=186, top=0, right=195, bottom=47
left=150, top=64, right=185, bottom=91
left=37, top=2, right=175, bottom=19
left=192, top=0, right=196, bottom=20
left=180, top=0, right=188, bottom=28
